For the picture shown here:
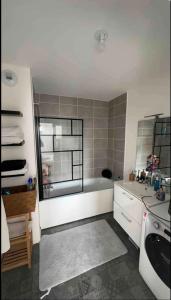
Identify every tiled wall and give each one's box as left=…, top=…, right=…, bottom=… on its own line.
left=108, top=93, right=127, bottom=179
left=34, top=94, right=109, bottom=178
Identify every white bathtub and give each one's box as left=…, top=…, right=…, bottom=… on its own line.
left=39, top=177, right=114, bottom=229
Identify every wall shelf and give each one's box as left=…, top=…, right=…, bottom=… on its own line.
left=1, top=110, right=23, bottom=117
left=1, top=174, right=26, bottom=178
left=1, top=140, right=25, bottom=147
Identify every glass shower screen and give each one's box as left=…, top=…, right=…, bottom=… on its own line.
left=38, top=117, right=83, bottom=199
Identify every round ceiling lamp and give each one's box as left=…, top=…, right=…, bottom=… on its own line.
left=94, top=29, right=108, bottom=52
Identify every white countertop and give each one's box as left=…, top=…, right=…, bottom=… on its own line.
left=115, top=180, right=170, bottom=208
left=148, top=201, right=170, bottom=223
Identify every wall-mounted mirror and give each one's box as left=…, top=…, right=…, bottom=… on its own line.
left=135, top=116, right=170, bottom=178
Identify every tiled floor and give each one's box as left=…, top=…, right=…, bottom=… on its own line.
left=1, top=212, right=156, bottom=300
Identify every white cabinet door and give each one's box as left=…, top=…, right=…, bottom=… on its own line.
left=114, top=201, right=142, bottom=247
left=114, top=184, right=143, bottom=225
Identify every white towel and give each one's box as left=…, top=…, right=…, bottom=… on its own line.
left=2, top=126, right=23, bottom=137
left=1, top=197, right=10, bottom=254
left=2, top=136, right=24, bottom=145
left=1, top=165, right=28, bottom=176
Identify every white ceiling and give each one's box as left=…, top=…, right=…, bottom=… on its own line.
left=2, top=0, right=170, bottom=100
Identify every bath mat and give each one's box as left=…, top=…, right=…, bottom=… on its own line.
left=39, top=219, right=127, bottom=298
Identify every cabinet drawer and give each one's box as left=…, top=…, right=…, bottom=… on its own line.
left=114, top=201, right=141, bottom=247
left=114, top=184, right=143, bottom=225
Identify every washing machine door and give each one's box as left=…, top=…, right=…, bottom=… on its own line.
left=145, top=233, right=171, bottom=288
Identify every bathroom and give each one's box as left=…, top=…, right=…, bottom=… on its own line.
left=1, top=1, right=170, bottom=300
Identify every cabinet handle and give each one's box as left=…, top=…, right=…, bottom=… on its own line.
left=121, top=212, right=132, bottom=223
left=122, top=191, right=133, bottom=200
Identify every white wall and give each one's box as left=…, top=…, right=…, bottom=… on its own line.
left=1, top=63, right=40, bottom=244
left=124, top=76, right=170, bottom=179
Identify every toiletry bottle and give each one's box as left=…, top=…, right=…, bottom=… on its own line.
left=156, top=186, right=165, bottom=201
left=129, top=170, right=135, bottom=181
left=154, top=175, right=160, bottom=192
left=27, top=177, right=33, bottom=190
left=151, top=172, right=156, bottom=186
left=136, top=170, right=140, bottom=181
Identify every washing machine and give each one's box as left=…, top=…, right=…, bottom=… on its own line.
left=139, top=201, right=171, bottom=300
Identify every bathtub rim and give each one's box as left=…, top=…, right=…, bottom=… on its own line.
left=40, top=177, right=114, bottom=201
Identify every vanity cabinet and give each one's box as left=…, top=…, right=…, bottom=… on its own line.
left=114, top=184, right=143, bottom=247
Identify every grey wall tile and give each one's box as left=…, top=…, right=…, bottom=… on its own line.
left=40, top=94, right=59, bottom=103
left=108, top=118, right=115, bottom=129
left=108, top=138, right=114, bottom=150
left=108, top=93, right=127, bottom=179
left=114, top=150, right=124, bottom=162
left=93, top=100, right=108, bottom=108
left=108, top=106, right=115, bottom=118
left=84, top=138, right=93, bottom=149
left=84, top=159, right=94, bottom=169
left=60, top=105, right=77, bottom=117
left=113, top=160, right=124, bottom=179
left=114, top=127, right=126, bottom=139
left=84, top=118, right=93, bottom=128
left=84, top=148, right=93, bottom=159
left=108, top=129, right=115, bottom=138
left=115, top=139, right=125, bottom=151
left=94, top=139, right=108, bottom=150
left=108, top=149, right=114, bottom=160
left=84, top=168, right=94, bottom=178
left=94, top=129, right=108, bottom=139
left=110, top=93, right=127, bottom=105
left=115, top=102, right=127, bottom=115
left=94, top=118, right=108, bottom=129
left=94, top=167, right=107, bottom=177
left=114, top=115, right=126, bottom=128
left=60, top=96, right=77, bottom=105
left=94, top=158, right=107, bottom=168
left=78, top=106, right=93, bottom=118
left=39, top=102, right=60, bottom=117
left=78, top=98, right=93, bottom=107
left=93, top=107, right=109, bottom=118
left=84, top=128, right=93, bottom=138
left=94, top=149, right=108, bottom=159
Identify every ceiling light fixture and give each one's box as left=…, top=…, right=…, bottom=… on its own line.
left=94, top=29, right=108, bottom=52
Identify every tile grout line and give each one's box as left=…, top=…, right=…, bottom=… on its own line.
left=59, top=96, right=61, bottom=114
left=92, top=102, right=95, bottom=177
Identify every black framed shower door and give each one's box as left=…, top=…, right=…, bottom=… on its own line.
left=36, top=117, right=84, bottom=200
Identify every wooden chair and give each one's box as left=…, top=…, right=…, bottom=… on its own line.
left=1, top=212, right=33, bottom=272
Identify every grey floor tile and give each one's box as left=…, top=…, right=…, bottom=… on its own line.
left=130, top=285, right=156, bottom=300
left=2, top=212, right=156, bottom=300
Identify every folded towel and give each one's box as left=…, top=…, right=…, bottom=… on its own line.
left=1, top=160, right=26, bottom=172
left=2, top=137, right=24, bottom=145
left=1, top=165, right=28, bottom=176
left=2, top=126, right=23, bottom=137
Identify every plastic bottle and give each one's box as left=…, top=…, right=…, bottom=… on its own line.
left=154, top=175, right=160, bottom=191
left=136, top=170, right=140, bottom=181
left=27, top=177, right=33, bottom=190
